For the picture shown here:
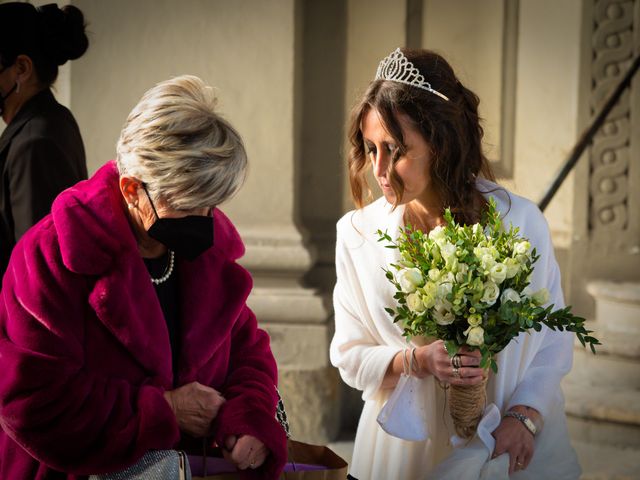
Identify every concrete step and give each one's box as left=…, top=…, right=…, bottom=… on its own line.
left=569, top=343, right=640, bottom=390
left=587, top=281, right=640, bottom=334
left=564, top=382, right=640, bottom=448
left=574, top=440, right=640, bottom=479
left=575, top=322, right=640, bottom=360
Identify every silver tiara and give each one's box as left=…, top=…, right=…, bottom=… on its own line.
left=375, top=48, right=449, bottom=101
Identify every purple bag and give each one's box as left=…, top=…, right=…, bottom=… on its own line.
left=189, top=440, right=348, bottom=479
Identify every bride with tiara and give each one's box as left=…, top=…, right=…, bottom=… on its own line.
left=330, top=47, right=581, bottom=480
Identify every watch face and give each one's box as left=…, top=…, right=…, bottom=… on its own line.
left=524, top=417, right=537, bottom=435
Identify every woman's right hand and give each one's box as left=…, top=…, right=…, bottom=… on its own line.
left=416, top=340, right=486, bottom=386
left=163, top=381, right=225, bottom=437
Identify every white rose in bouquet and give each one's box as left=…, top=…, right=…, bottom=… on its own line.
left=398, top=268, right=424, bottom=293
left=500, top=288, right=521, bottom=304
left=532, top=288, right=550, bottom=306
left=465, top=326, right=485, bottom=346
left=503, top=257, right=520, bottom=279
left=406, top=292, right=426, bottom=313
left=481, top=280, right=500, bottom=306
left=489, top=263, right=507, bottom=284
left=433, top=299, right=454, bottom=325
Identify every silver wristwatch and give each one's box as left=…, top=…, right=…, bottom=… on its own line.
left=504, top=411, right=537, bottom=436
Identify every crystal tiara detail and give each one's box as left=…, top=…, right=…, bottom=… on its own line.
left=375, top=48, right=449, bottom=101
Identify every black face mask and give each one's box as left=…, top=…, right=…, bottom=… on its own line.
left=0, top=82, right=17, bottom=117
left=143, top=185, right=214, bottom=261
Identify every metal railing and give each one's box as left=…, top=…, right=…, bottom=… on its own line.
left=538, top=54, right=640, bottom=212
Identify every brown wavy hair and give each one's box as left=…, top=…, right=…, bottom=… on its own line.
left=348, top=48, right=496, bottom=226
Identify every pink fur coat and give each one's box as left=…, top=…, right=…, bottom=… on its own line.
left=0, top=162, right=286, bottom=479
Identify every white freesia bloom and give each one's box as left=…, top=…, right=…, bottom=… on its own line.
left=489, top=263, right=507, bottom=284
left=532, top=288, right=550, bottom=306
left=433, top=299, right=455, bottom=325
left=406, top=292, right=426, bottom=313
left=398, top=268, right=424, bottom=293
left=500, top=288, right=521, bottom=304
left=465, top=326, right=485, bottom=346
left=481, top=281, right=500, bottom=305
left=472, top=223, right=482, bottom=236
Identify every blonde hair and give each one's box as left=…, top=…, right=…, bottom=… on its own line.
left=116, top=75, right=247, bottom=210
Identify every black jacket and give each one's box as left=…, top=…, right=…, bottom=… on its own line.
left=0, top=88, right=87, bottom=276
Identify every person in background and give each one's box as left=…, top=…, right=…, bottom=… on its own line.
left=0, top=75, right=287, bottom=479
left=330, top=48, right=580, bottom=480
left=0, top=2, right=89, bottom=276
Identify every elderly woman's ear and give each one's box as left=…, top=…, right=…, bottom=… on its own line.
left=119, top=176, right=141, bottom=208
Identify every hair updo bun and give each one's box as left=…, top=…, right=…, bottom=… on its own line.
left=38, top=4, right=89, bottom=66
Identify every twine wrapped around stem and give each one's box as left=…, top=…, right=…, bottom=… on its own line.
left=449, top=376, right=488, bottom=439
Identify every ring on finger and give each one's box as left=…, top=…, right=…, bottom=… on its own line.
left=453, top=354, right=462, bottom=368
left=516, top=460, right=524, bottom=469
left=452, top=366, right=460, bottom=378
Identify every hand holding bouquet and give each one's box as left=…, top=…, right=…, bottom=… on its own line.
left=377, top=199, right=599, bottom=438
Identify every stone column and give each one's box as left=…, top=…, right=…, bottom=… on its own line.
left=568, top=0, right=640, bottom=315
left=69, top=0, right=346, bottom=444
left=561, top=1, right=640, bottom=473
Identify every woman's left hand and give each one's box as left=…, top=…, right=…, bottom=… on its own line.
left=222, top=434, right=268, bottom=470
left=491, top=410, right=535, bottom=475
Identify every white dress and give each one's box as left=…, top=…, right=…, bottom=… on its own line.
left=330, top=180, right=581, bottom=480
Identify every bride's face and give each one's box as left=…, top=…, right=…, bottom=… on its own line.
left=361, top=108, right=434, bottom=206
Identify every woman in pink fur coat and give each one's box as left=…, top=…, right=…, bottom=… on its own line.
left=0, top=75, right=287, bottom=479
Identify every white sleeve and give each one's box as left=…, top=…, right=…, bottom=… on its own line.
left=506, top=209, right=574, bottom=418
left=329, top=226, right=402, bottom=401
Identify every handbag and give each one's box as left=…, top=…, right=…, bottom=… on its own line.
left=376, top=348, right=429, bottom=441
left=191, top=388, right=348, bottom=479
left=89, top=449, right=191, bottom=480
left=190, top=440, right=347, bottom=480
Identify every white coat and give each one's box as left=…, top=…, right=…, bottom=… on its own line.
left=330, top=180, right=581, bottom=480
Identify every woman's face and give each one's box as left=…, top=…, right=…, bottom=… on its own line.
left=119, top=177, right=209, bottom=231
left=136, top=189, right=210, bottom=231
left=361, top=108, right=436, bottom=207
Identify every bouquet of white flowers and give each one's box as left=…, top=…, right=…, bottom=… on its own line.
left=377, top=198, right=599, bottom=438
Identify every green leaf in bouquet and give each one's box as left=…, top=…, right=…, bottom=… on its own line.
left=384, top=307, right=395, bottom=316
left=490, top=359, right=498, bottom=373
left=444, top=340, right=459, bottom=357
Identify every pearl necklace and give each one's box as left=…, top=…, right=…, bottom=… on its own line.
left=150, top=250, right=175, bottom=285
